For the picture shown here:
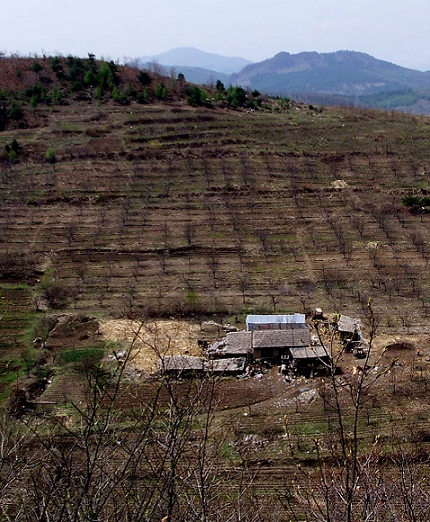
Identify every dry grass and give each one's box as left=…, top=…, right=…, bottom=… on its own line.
left=99, top=319, right=203, bottom=372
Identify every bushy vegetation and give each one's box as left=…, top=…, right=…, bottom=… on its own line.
left=402, top=194, right=430, bottom=208
left=0, top=54, right=270, bottom=131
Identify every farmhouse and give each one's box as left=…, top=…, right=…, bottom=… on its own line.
left=252, top=329, right=310, bottom=362
left=206, top=313, right=331, bottom=373
left=162, top=315, right=331, bottom=378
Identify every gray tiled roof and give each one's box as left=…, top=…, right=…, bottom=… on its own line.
left=224, top=331, right=253, bottom=354
left=205, top=358, right=246, bottom=373
left=160, top=355, right=205, bottom=371
left=289, top=345, right=329, bottom=359
left=252, top=329, right=310, bottom=348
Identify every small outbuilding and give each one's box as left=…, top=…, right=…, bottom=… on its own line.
left=287, top=345, right=331, bottom=377
left=160, top=355, right=206, bottom=376
left=160, top=355, right=247, bottom=377
left=337, top=315, right=362, bottom=351
left=205, top=358, right=247, bottom=375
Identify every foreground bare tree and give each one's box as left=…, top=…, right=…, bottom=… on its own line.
left=0, top=322, right=263, bottom=522
left=280, top=302, right=430, bottom=522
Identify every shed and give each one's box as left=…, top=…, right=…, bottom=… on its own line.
left=160, top=355, right=205, bottom=376
left=246, top=314, right=306, bottom=331
left=337, top=315, right=362, bottom=350
left=288, top=345, right=331, bottom=377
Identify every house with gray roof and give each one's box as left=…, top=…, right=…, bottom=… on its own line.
left=252, top=329, right=310, bottom=361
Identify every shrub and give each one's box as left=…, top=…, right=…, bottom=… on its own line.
left=138, top=71, right=152, bottom=86
left=9, top=103, right=23, bottom=121
left=155, top=82, right=168, bottom=100
left=45, top=148, right=56, bottom=164
left=8, top=149, right=17, bottom=163
left=186, top=85, right=210, bottom=107
left=137, top=88, right=149, bottom=104
left=0, top=252, right=36, bottom=280
left=227, top=86, right=247, bottom=108
left=40, top=280, right=69, bottom=309
left=30, top=61, right=43, bottom=74
left=48, top=87, right=65, bottom=105
left=0, top=103, right=8, bottom=130
left=402, top=195, right=430, bottom=208
left=24, top=84, right=47, bottom=102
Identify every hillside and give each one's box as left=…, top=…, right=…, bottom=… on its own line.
left=231, top=50, right=430, bottom=93
left=2, top=57, right=430, bottom=367
left=1, top=55, right=428, bottom=334
left=2, top=55, right=430, bottom=521
left=230, top=50, right=430, bottom=113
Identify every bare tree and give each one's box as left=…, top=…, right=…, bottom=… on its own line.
left=206, top=251, right=220, bottom=289
left=184, top=222, right=196, bottom=247
left=238, top=273, right=250, bottom=305
left=279, top=302, right=409, bottom=522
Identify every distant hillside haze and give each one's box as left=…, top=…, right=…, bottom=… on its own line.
left=230, top=50, right=430, bottom=96
left=137, top=48, right=430, bottom=114
left=139, top=47, right=253, bottom=74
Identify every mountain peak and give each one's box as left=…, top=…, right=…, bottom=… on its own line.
left=139, top=47, right=253, bottom=75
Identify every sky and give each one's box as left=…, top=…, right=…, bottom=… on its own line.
left=2, top=0, right=430, bottom=71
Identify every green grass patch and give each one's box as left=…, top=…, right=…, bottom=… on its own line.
left=291, top=421, right=331, bottom=435
left=59, top=346, right=105, bottom=365
left=60, top=122, right=83, bottom=134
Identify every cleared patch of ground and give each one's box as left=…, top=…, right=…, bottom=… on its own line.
left=99, top=319, right=204, bottom=373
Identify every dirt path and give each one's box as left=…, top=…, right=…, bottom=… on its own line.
left=296, top=227, right=316, bottom=281
left=28, top=213, right=50, bottom=253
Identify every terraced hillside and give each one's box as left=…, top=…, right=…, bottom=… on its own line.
left=2, top=60, right=430, bottom=520
left=2, top=99, right=430, bottom=327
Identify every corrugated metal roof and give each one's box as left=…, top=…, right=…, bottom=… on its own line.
left=252, top=329, right=310, bottom=349
left=246, top=314, right=306, bottom=327
left=338, top=315, right=361, bottom=333
left=289, top=345, right=329, bottom=359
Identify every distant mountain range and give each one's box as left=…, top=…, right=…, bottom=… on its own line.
left=139, top=48, right=430, bottom=114
left=138, top=47, right=252, bottom=75
left=230, top=51, right=430, bottom=93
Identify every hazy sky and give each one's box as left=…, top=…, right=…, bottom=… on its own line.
left=3, top=0, right=429, bottom=71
